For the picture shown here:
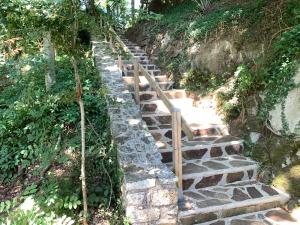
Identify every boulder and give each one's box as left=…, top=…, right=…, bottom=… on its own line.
left=188, top=38, right=262, bottom=75
left=269, top=67, right=300, bottom=134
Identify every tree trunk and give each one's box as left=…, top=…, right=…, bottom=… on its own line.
left=43, top=31, right=56, bottom=91
left=71, top=57, right=88, bottom=225
left=131, top=0, right=135, bottom=23
left=86, top=0, right=96, bottom=16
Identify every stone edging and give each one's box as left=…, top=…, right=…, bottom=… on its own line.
left=92, top=40, right=178, bottom=225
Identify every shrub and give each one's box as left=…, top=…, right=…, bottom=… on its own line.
left=193, top=0, right=212, bottom=14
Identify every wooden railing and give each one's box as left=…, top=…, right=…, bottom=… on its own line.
left=113, top=34, right=184, bottom=200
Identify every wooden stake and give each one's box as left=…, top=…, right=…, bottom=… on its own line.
left=133, top=59, right=140, bottom=104
left=172, top=108, right=183, bottom=201
left=118, top=55, right=122, bottom=71
left=71, top=57, right=88, bottom=225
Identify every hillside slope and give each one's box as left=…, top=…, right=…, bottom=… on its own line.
left=126, top=0, right=300, bottom=204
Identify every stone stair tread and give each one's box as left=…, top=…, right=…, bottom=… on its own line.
left=142, top=63, right=158, bottom=68
left=139, top=89, right=184, bottom=95
left=139, top=89, right=188, bottom=102
left=181, top=155, right=257, bottom=180
left=148, top=126, right=240, bottom=145
left=158, top=139, right=241, bottom=156
left=140, top=81, right=173, bottom=88
left=118, top=38, right=292, bottom=225
left=123, top=79, right=174, bottom=92
left=195, top=207, right=300, bottom=225
left=153, top=136, right=243, bottom=151
left=140, top=99, right=225, bottom=127
left=123, top=74, right=168, bottom=80
left=123, top=76, right=172, bottom=85
left=155, top=139, right=218, bottom=152
left=143, top=115, right=229, bottom=130
left=179, top=181, right=290, bottom=224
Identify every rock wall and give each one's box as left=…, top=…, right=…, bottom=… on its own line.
left=92, top=39, right=178, bottom=225
left=126, top=24, right=263, bottom=77
left=269, top=67, right=300, bottom=134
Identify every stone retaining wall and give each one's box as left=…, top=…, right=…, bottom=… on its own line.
left=92, top=40, right=178, bottom=225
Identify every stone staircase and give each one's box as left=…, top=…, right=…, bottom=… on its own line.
left=118, top=37, right=291, bottom=225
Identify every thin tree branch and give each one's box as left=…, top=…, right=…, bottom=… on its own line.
left=71, top=57, right=88, bottom=225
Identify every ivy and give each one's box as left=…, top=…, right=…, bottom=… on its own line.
left=280, top=101, right=290, bottom=135
left=259, top=24, right=300, bottom=121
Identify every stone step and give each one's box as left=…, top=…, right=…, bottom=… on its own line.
left=144, top=113, right=228, bottom=137
left=179, top=181, right=290, bottom=225
left=125, top=68, right=161, bottom=77
left=140, top=99, right=228, bottom=137
left=195, top=207, right=299, bottom=225
left=180, top=155, right=258, bottom=190
left=139, top=59, right=150, bottom=65
left=124, top=63, right=159, bottom=72
left=130, top=49, right=145, bottom=53
left=125, top=63, right=158, bottom=71
left=141, top=64, right=159, bottom=70
left=122, top=70, right=159, bottom=77
left=123, top=77, right=174, bottom=91
left=132, top=52, right=147, bottom=57
left=141, top=117, right=230, bottom=145
left=139, top=89, right=187, bottom=102
left=149, top=126, right=239, bottom=146
left=127, top=46, right=142, bottom=51
left=133, top=55, right=148, bottom=61
left=125, top=57, right=150, bottom=64
left=160, top=143, right=244, bottom=164
left=123, top=76, right=169, bottom=86
left=127, top=82, right=174, bottom=92
left=118, top=38, right=292, bottom=225
left=153, top=75, right=169, bottom=82
left=126, top=44, right=138, bottom=47
left=153, top=136, right=244, bottom=163
left=148, top=69, right=161, bottom=76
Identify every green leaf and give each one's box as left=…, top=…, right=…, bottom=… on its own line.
left=0, top=202, right=5, bottom=212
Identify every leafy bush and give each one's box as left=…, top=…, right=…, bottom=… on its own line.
left=0, top=52, right=123, bottom=222
left=233, top=65, right=258, bottom=101
left=193, top=0, right=212, bottom=14
left=216, top=91, right=240, bottom=122
left=0, top=196, right=75, bottom=225
left=181, top=69, right=227, bottom=94
left=136, top=9, right=163, bottom=22
left=259, top=24, right=300, bottom=121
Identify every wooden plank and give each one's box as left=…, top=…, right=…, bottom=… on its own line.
left=140, top=66, right=194, bottom=140
left=117, top=55, right=122, bottom=71
left=113, top=30, right=188, bottom=200
left=139, top=66, right=173, bottom=111
left=181, top=117, right=194, bottom=141
left=172, top=108, right=183, bottom=201
left=111, top=31, right=134, bottom=57
left=133, top=59, right=140, bottom=104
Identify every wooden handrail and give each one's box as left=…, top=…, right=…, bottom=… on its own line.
left=133, top=59, right=140, bottom=104
left=139, top=65, right=174, bottom=111
left=172, top=108, right=183, bottom=201
left=112, top=32, right=186, bottom=200
left=139, top=65, right=194, bottom=140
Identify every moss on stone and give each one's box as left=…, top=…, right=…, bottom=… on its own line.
left=273, top=164, right=300, bottom=198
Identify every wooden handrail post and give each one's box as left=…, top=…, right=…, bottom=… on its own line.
left=118, top=55, right=122, bottom=71
left=172, top=108, right=183, bottom=201
left=109, top=33, right=116, bottom=53
left=133, top=59, right=140, bottom=104
left=109, top=34, right=113, bottom=49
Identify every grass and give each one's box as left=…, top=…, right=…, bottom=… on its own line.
left=273, top=164, right=300, bottom=199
